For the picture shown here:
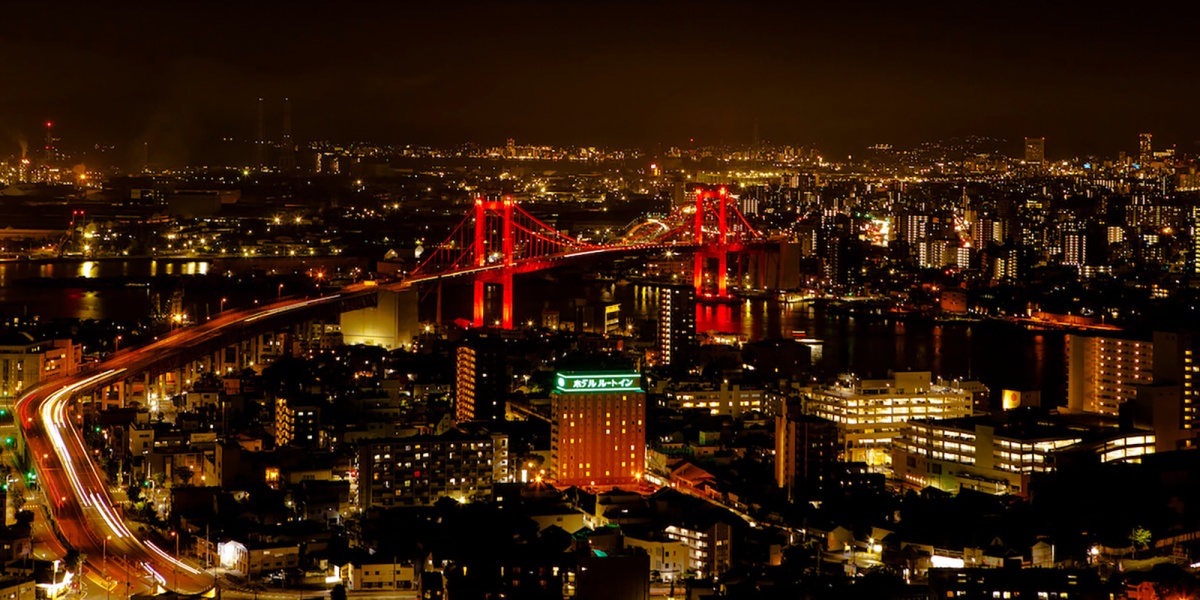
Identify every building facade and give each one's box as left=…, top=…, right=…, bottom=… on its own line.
left=357, top=430, right=509, bottom=508
left=657, top=285, right=696, bottom=366
left=666, top=381, right=763, bottom=417
left=802, top=372, right=974, bottom=468
left=893, top=411, right=1155, bottom=497
left=775, top=407, right=839, bottom=497
left=0, top=333, right=80, bottom=401
left=550, top=371, right=646, bottom=488
left=455, top=333, right=510, bottom=423
left=1066, top=334, right=1153, bottom=416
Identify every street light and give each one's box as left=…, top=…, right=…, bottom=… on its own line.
left=103, top=534, right=111, bottom=600
left=171, top=530, right=180, bottom=591
left=277, top=283, right=284, bottom=300
left=219, top=298, right=227, bottom=313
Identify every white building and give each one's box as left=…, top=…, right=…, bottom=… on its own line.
left=802, top=371, right=975, bottom=469
left=894, top=411, right=1155, bottom=497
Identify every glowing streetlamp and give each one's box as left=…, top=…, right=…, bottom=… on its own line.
left=104, top=534, right=111, bottom=600
left=170, top=530, right=180, bottom=590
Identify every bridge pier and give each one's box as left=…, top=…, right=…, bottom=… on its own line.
left=473, top=272, right=514, bottom=329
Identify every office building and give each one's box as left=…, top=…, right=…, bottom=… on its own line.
left=550, top=371, right=646, bottom=488
left=657, top=285, right=696, bottom=366
left=893, top=410, right=1155, bottom=497
left=1023, top=136, right=1045, bottom=165
left=0, top=333, right=80, bottom=401
left=801, top=371, right=975, bottom=468
left=357, top=430, right=509, bottom=508
left=455, top=332, right=510, bottom=423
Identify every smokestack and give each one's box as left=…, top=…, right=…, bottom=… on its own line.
left=279, top=97, right=295, bottom=172
left=43, top=121, right=54, bottom=164
left=254, top=97, right=265, bottom=168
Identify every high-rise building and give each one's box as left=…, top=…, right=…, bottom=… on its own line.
left=1023, top=137, right=1045, bottom=165
left=1190, top=206, right=1200, bottom=274
left=657, top=285, right=696, bottom=366
left=1139, top=133, right=1153, bottom=165
left=1066, top=334, right=1153, bottom=416
left=549, top=371, right=646, bottom=488
left=775, top=402, right=839, bottom=498
left=454, top=333, right=510, bottom=423
left=274, top=397, right=321, bottom=447
left=802, top=371, right=975, bottom=468
left=1062, top=231, right=1087, bottom=266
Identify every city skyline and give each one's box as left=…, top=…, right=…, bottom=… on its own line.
left=1, top=2, right=1198, bottom=164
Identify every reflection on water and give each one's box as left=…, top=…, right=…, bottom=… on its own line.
left=149, top=261, right=210, bottom=277
left=0, top=259, right=213, bottom=280
left=612, top=283, right=1065, bottom=403
left=0, top=258, right=213, bottom=322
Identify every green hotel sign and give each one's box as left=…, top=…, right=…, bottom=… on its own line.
left=554, top=371, right=644, bottom=394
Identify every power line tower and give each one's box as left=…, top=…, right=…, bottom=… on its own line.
left=279, top=97, right=295, bottom=172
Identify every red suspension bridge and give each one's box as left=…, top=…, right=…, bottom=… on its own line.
left=409, top=187, right=767, bottom=329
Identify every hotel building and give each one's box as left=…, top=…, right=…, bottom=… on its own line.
left=550, top=371, right=646, bottom=488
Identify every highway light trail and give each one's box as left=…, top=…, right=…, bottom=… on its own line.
left=245, top=294, right=342, bottom=323
left=10, top=292, right=378, bottom=595
left=39, top=370, right=124, bottom=508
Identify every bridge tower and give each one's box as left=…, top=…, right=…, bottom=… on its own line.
left=693, top=187, right=733, bottom=298
left=472, top=197, right=515, bottom=329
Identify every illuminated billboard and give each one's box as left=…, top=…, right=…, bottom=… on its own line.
left=554, top=371, right=644, bottom=394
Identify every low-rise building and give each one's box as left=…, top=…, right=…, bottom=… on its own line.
left=0, top=333, right=80, bottom=401
left=802, top=371, right=976, bottom=468
left=357, top=430, right=508, bottom=508
left=346, top=556, right=420, bottom=591
left=893, top=409, right=1156, bottom=496
left=216, top=540, right=301, bottom=576
left=666, top=381, right=764, bottom=417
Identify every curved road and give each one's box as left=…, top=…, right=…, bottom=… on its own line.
left=11, top=243, right=707, bottom=596
left=15, top=291, right=362, bottom=596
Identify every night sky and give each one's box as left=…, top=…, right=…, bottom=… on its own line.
left=3, top=2, right=1198, bottom=164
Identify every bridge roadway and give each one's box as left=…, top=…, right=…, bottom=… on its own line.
left=15, top=286, right=378, bottom=596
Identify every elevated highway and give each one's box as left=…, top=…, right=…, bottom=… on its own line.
left=16, top=286, right=377, bottom=595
